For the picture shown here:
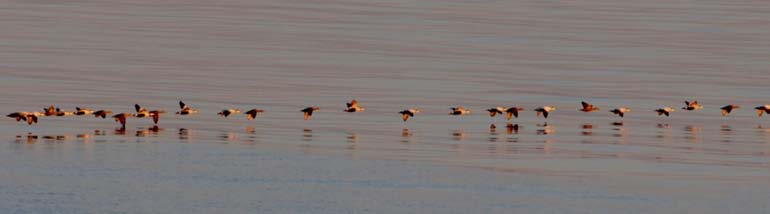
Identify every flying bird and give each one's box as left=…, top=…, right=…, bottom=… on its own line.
left=43, top=105, right=57, bottom=116
left=218, top=109, right=241, bottom=117
left=399, top=109, right=420, bottom=122
left=176, top=101, right=198, bottom=115
left=112, top=113, right=133, bottom=128
left=682, top=100, right=703, bottom=111
left=75, top=107, right=95, bottom=116
left=449, top=106, right=471, bottom=115
left=755, top=105, right=770, bottom=117
left=580, top=101, right=600, bottom=112
left=655, top=107, right=675, bottom=117
left=245, top=109, right=265, bottom=120
left=505, top=107, right=524, bottom=120
left=344, top=99, right=365, bottom=112
left=609, top=107, right=631, bottom=117
left=92, top=110, right=113, bottom=118
left=302, top=107, right=320, bottom=120
left=534, top=106, right=556, bottom=118
left=486, top=107, right=506, bottom=117
left=7, top=112, right=43, bottom=125
left=720, top=105, right=739, bottom=116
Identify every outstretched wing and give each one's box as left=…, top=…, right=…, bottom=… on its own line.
left=179, top=101, right=187, bottom=110
left=152, top=113, right=159, bottom=124
left=581, top=101, right=590, bottom=109
left=543, top=111, right=549, bottom=118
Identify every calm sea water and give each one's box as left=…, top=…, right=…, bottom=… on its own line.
left=1, top=0, right=769, bottom=213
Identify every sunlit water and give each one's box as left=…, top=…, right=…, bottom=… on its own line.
left=1, top=0, right=769, bottom=213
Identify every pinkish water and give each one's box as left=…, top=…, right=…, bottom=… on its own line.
left=1, top=0, right=769, bottom=213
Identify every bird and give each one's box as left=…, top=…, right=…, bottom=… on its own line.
left=92, top=110, right=112, bottom=118
left=655, top=107, right=675, bottom=117
left=54, top=108, right=74, bottom=116
left=176, top=101, right=198, bottom=115
left=301, top=107, right=320, bottom=120
left=245, top=109, right=265, bottom=120
left=75, top=107, right=95, bottom=116
left=134, top=104, right=149, bottom=118
left=580, top=101, right=600, bottom=112
left=449, top=106, right=471, bottom=115
left=43, top=105, right=57, bottom=116
left=505, top=107, right=524, bottom=120
left=344, top=99, right=365, bottom=112
left=720, top=105, right=739, bottom=116
left=7, top=112, right=43, bottom=125
left=755, top=105, right=770, bottom=117
left=486, top=107, right=506, bottom=117
left=399, top=109, right=420, bottom=121
left=682, top=100, right=703, bottom=111
left=218, top=109, right=240, bottom=117
left=534, top=106, right=556, bottom=118
left=610, top=107, right=631, bottom=117
left=148, top=110, right=164, bottom=124
left=112, top=113, right=133, bottom=128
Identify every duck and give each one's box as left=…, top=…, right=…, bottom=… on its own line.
left=344, top=99, right=365, bottom=112
left=245, top=109, right=265, bottom=120
left=301, top=107, right=320, bottom=120
left=505, top=107, right=524, bottom=120
left=755, top=105, right=770, bottom=117
left=7, top=112, right=43, bottom=125
left=610, top=107, right=631, bottom=117
left=534, top=106, right=556, bottom=118
left=655, top=107, right=675, bottom=117
left=399, top=109, right=420, bottom=122
left=175, top=101, right=198, bottom=115
left=134, top=104, right=149, bottom=118
left=449, top=106, right=471, bottom=115
left=92, top=110, right=113, bottom=118
left=54, top=108, right=75, bottom=117
left=43, top=105, right=57, bottom=116
left=218, top=109, right=240, bottom=117
left=720, top=105, right=739, bottom=116
left=75, top=107, right=95, bottom=116
left=148, top=110, right=164, bottom=124
left=580, top=101, right=600, bottom=112
left=112, top=113, right=133, bottom=128
left=486, top=107, right=506, bottom=117
left=682, top=100, right=703, bottom=111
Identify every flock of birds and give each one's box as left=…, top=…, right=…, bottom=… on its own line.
left=6, top=100, right=770, bottom=128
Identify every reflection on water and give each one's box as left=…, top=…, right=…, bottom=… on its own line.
left=537, top=123, right=555, bottom=135
left=684, top=125, right=701, bottom=143
left=302, top=128, right=313, bottom=142
left=720, top=124, right=733, bottom=143
left=656, top=123, right=671, bottom=140
left=581, top=123, right=594, bottom=136
left=178, top=128, right=190, bottom=140
left=488, top=124, right=498, bottom=142
left=506, top=123, right=520, bottom=135
left=136, top=126, right=162, bottom=137
left=400, top=128, right=412, bottom=144
left=612, top=122, right=627, bottom=140
left=451, top=130, right=465, bottom=141
left=220, top=131, right=238, bottom=142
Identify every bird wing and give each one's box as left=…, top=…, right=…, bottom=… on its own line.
left=543, top=111, right=549, bottom=118
left=581, top=101, right=590, bottom=109
left=402, top=113, right=409, bottom=121
left=152, top=113, right=159, bottom=124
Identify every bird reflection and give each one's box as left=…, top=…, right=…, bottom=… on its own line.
left=347, top=132, right=358, bottom=143
left=15, top=133, right=38, bottom=144
left=656, top=123, right=671, bottom=140
left=401, top=128, right=412, bottom=144
left=114, top=127, right=127, bottom=136
left=611, top=121, right=627, bottom=141
left=302, top=128, right=313, bottom=142
left=581, top=123, right=594, bottom=136
left=451, top=130, right=465, bottom=141
left=684, top=125, right=701, bottom=143
left=178, top=128, right=190, bottom=140
left=537, top=123, right=554, bottom=135
left=506, top=123, right=520, bottom=135
left=220, top=131, right=238, bottom=142
left=720, top=124, right=733, bottom=143
left=488, top=124, right=498, bottom=142
left=136, top=126, right=162, bottom=137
